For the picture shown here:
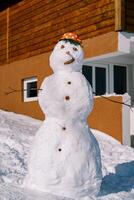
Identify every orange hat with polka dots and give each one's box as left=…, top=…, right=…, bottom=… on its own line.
left=60, top=32, right=82, bottom=46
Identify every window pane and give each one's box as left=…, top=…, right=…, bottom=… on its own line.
left=95, top=67, right=106, bottom=95
left=0, top=0, right=22, bottom=11
left=27, top=81, right=37, bottom=98
left=114, top=65, right=126, bottom=94
left=82, top=65, right=92, bottom=86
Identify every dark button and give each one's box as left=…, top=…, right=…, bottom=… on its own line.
left=62, top=126, right=66, bottom=131
left=58, top=148, right=62, bottom=152
left=67, top=81, right=71, bottom=85
left=65, top=96, right=70, bottom=100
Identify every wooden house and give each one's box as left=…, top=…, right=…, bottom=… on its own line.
left=0, top=0, right=133, bottom=146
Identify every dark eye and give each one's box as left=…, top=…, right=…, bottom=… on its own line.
left=73, top=47, right=78, bottom=51
left=61, top=45, right=65, bottom=49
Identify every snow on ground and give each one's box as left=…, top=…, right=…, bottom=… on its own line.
left=0, top=109, right=134, bottom=200
left=0, top=110, right=41, bottom=185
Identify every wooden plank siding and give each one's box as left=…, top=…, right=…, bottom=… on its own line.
left=1, top=0, right=116, bottom=64
left=125, top=0, right=134, bottom=32
left=115, top=0, right=134, bottom=32
left=0, top=10, right=7, bottom=65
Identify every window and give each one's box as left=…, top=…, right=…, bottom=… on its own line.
left=23, top=77, right=38, bottom=102
left=82, top=65, right=92, bottom=86
left=113, top=65, right=127, bottom=94
left=82, top=64, right=108, bottom=95
left=0, top=0, right=22, bottom=11
left=95, top=67, right=106, bottom=95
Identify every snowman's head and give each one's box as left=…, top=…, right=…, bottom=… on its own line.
left=50, top=33, right=84, bottom=73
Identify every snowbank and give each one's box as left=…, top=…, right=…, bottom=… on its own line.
left=0, top=110, right=134, bottom=200
left=0, top=110, right=41, bottom=184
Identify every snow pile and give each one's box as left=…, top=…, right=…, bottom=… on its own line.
left=93, top=130, right=134, bottom=176
left=0, top=110, right=134, bottom=199
left=0, top=110, right=41, bottom=184
left=92, top=129, right=134, bottom=198
left=24, top=37, right=102, bottom=199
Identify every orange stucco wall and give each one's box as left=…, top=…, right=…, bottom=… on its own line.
left=0, top=52, right=51, bottom=120
left=84, top=31, right=118, bottom=59
left=0, top=31, right=122, bottom=142
left=88, top=96, right=122, bottom=143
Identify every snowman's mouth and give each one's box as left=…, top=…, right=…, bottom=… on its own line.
left=64, top=52, right=75, bottom=65
left=64, top=58, right=75, bottom=65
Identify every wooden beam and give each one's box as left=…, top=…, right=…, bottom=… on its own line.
left=115, top=0, right=125, bottom=31
left=6, top=7, right=9, bottom=63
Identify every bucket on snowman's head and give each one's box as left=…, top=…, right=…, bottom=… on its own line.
left=59, top=32, right=83, bottom=47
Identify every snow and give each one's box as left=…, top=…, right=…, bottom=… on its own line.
left=1, top=38, right=134, bottom=199
left=49, top=40, right=83, bottom=73
left=25, top=39, right=102, bottom=199
left=38, top=72, right=93, bottom=121
left=1, top=37, right=134, bottom=199
left=0, top=110, right=41, bottom=185
left=23, top=118, right=102, bottom=199
left=0, top=109, right=134, bottom=200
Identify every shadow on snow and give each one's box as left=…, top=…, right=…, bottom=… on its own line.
left=99, top=161, right=134, bottom=196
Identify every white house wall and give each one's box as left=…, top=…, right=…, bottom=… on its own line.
left=128, top=64, right=134, bottom=106
left=122, top=94, right=131, bottom=146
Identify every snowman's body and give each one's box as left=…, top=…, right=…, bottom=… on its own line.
left=39, top=72, right=93, bottom=122
left=23, top=37, right=102, bottom=199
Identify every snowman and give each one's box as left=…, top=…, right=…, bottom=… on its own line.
left=23, top=33, right=102, bottom=199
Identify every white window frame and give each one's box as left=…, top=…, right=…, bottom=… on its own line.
left=109, top=64, right=129, bottom=94
left=23, top=77, right=38, bottom=102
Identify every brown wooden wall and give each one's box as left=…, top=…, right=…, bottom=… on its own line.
left=0, top=0, right=115, bottom=65
left=0, top=10, right=7, bottom=65
left=125, top=0, right=134, bottom=32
